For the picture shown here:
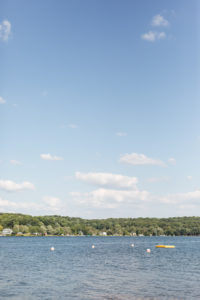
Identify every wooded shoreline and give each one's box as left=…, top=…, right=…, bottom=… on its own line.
left=1, top=213, right=200, bottom=236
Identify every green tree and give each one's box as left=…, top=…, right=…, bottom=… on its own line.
left=13, top=224, right=20, bottom=233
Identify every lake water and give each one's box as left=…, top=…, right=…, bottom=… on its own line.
left=0, top=236, right=200, bottom=299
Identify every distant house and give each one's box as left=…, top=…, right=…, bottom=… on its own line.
left=2, top=228, right=13, bottom=235
left=100, top=232, right=107, bottom=236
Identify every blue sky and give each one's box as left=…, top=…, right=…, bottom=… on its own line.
left=0, top=0, right=200, bottom=218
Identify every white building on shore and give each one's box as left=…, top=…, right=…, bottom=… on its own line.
left=100, top=232, right=107, bottom=236
left=2, top=228, right=13, bottom=235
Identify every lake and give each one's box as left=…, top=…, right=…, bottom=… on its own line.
left=0, top=236, right=200, bottom=299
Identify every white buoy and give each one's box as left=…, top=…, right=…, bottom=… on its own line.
left=50, top=247, right=55, bottom=251
left=146, top=248, right=151, bottom=253
left=131, top=243, right=134, bottom=247
left=92, top=245, right=95, bottom=249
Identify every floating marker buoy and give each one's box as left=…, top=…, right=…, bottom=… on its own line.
left=50, top=247, right=55, bottom=251
left=146, top=248, right=151, bottom=253
left=131, top=243, right=134, bottom=247
left=92, top=245, right=95, bottom=249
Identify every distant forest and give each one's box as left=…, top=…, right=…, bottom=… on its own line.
left=0, top=213, right=200, bottom=236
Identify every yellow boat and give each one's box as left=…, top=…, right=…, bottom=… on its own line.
left=156, top=245, right=175, bottom=248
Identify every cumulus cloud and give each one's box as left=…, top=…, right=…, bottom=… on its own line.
left=75, top=172, right=138, bottom=190
left=179, top=204, right=197, bottom=210
left=141, top=31, right=166, bottom=42
left=168, top=158, right=176, bottom=165
left=71, top=188, right=200, bottom=210
left=40, top=153, right=63, bottom=161
left=70, top=188, right=149, bottom=209
left=72, top=168, right=200, bottom=214
left=151, top=14, right=169, bottom=27
left=159, top=190, right=200, bottom=205
left=120, top=153, right=165, bottom=167
left=0, top=96, right=6, bottom=104
left=116, top=132, right=127, bottom=137
left=141, top=13, right=169, bottom=42
left=10, top=160, right=21, bottom=166
left=72, top=171, right=148, bottom=209
left=0, top=20, right=11, bottom=41
left=0, top=198, right=37, bottom=210
left=0, top=198, right=17, bottom=209
left=0, top=195, right=64, bottom=214
left=43, top=196, right=61, bottom=207
left=0, top=180, right=35, bottom=192
left=0, top=197, right=55, bottom=214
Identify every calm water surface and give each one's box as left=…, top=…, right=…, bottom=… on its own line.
left=0, top=236, right=200, bottom=299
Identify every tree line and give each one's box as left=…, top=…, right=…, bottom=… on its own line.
left=0, top=213, right=200, bottom=236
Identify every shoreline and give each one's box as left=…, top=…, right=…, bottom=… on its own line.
left=1, top=234, right=200, bottom=237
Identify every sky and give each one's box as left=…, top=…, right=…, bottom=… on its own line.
left=0, top=0, right=200, bottom=218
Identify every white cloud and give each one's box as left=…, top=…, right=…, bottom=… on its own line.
left=0, top=198, right=36, bottom=210
left=60, top=124, right=79, bottom=130
left=187, top=176, right=192, bottom=180
left=151, top=14, right=169, bottom=27
left=0, top=180, right=35, bottom=192
left=0, top=198, right=17, bottom=208
left=179, top=204, right=197, bottom=210
left=75, top=172, right=138, bottom=190
left=71, top=188, right=200, bottom=210
left=73, top=171, right=148, bottom=209
left=70, top=188, right=149, bottom=209
left=141, top=31, right=166, bottom=42
left=0, top=197, right=50, bottom=213
left=157, top=32, right=166, bottom=39
left=43, top=196, right=61, bottom=207
left=0, top=195, right=64, bottom=214
left=141, top=31, right=156, bottom=42
left=0, top=20, right=11, bottom=41
left=72, top=167, right=200, bottom=215
left=10, top=160, right=21, bottom=166
left=116, top=132, right=127, bottom=137
left=68, top=124, right=78, bottom=129
left=168, top=158, right=176, bottom=165
left=40, top=153, right=63, bottom=161
left=159, top=190, right=200, bottom=205
left=0, top=96, right=6, bottom=104
left=120, top=153, right=165, bottom=167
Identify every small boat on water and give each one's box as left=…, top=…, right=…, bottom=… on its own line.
left=156, top=245, right=175, bottom=248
